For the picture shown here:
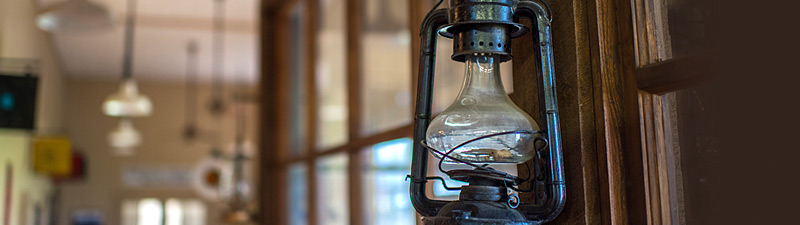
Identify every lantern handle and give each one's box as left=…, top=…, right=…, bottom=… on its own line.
left=514, top=0, right=567, bottom=223
left=410, top=8, right=451, bottom=217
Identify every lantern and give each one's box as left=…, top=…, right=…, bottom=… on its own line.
left=408, top=0, right=565, bottom=224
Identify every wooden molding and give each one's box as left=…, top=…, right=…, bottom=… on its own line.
left=636, top=52, right=715, bottom=95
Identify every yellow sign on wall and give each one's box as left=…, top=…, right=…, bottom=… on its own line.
left=31, top=137, right=72, bottom=176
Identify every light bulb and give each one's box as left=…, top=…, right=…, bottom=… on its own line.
left=103, top=78, right=153, bottom=117
left=426, top=54, right=540, bottom=164
left=36, top=0, right=114, bottom=33
left=108, top=118, right=141, bottom=155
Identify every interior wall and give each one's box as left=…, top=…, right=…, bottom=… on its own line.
left=58, top=78, right=260, bottom=225
left=0, top=0, right=69, bottom=224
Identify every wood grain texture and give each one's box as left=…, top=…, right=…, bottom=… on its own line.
left=259, top=1, right=290, bottom=224
left=510, top=0, right=601, bottom=224
left=585, top=0, right=648, bottom=224
left=636, top=52, right=714, bottom=95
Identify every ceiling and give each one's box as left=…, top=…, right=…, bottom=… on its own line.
left=38, top=0, right=260, bottom=84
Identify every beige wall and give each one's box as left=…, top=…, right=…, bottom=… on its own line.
left=0, top=0, right=69, bottom=224
left=59, top=78, right=259, bottom=225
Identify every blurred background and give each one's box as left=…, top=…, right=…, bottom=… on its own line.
left=0, top=0, right=722, bottom=224
left=1, top=0, right=261, bottom=224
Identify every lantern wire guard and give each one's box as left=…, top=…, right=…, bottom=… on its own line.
left=408, top=1, right=565, bottom=224
left=413, top=130, right=548, bottom=192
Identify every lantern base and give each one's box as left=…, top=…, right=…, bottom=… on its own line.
left=422, top=172, right=537, bottom=225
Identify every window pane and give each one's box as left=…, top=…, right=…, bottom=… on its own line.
left=668, top=89, right=718, bottom=225
left=316, top=154, right=349, bottom=225
left=181, top=200, right=206, bottom=225
left=361, top=138, right=416, bottom=225
left=432, top=36, right=514, bottom=114
left=665, top=0, right=710, bottom=58
left=165, top=199, right=183, bottom=225
left=316, top=0, right=349, bottom=149
left=121, top=200, right=138, bottom=225
left=633, top=0, right=710, bottom=64
left=639, top=87, right=718, bottom=225
left=360, top=0, right=412, bottom=135
left=137, top=198, right=163, bottom=225
left=289, top=2, right=308, bottom=156
left=288, top=163, right=309, bottom=225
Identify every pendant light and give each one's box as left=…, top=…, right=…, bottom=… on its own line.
left=36, top=0, right=114, bottom=33
left=207, top=0, right=228, bottom=174
left=222, top=85, right=254, bottom=223
left=208, top=0, right=227, bottom=116
left=102, top=0, right=152, bottom=118
left=108, top=118, right=140, bottom=156
left=184, top=40, right=200, bottom=141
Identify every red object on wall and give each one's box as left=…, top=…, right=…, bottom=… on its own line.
left=52, top=151, right=86, bottom=183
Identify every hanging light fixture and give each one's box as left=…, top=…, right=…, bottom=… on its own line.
left=36, top=0, right=114, bottom=33
left=408, top=0, right=565, bottom=224
left=102, top=0, right=151, bottom=118
left=183, top=40, right=200, bottom=141
left=104, top=0, right=151, bottom=154
left=208, top=0, right=228, bottom=116
left=107, top=118, right=140, bottom=156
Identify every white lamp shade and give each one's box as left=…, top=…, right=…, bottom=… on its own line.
left=36, top=0, right=114, bottom=33
left=103, top=79, right=153, bottom=117
left=108, top=119, right=141, bottom=154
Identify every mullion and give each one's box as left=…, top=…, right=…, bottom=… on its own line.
left=346, top=0, right=364, bottom=223
left=305, top=0, right=320, bottom=224
left=280, top=124, right=412, bottom=165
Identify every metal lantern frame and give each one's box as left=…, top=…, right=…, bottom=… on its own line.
left=408, top=0, right=566, bottom=224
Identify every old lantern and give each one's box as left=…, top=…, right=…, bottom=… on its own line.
left=408, top=0, right=565, bottom=224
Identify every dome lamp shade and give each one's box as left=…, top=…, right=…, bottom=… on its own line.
left=36, top=0, right=114, bottom=33
left=102, top=78, right=152, bottom=117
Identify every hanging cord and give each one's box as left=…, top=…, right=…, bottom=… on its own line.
left=121, top=0, right=137, bottom=79
left=231, top=95, right=247, bottom=208
left=212, top=0, right=226, bottom=103
left=209, top=0, right=227, bottom=151
left=184, top=41, right=199, bottom=140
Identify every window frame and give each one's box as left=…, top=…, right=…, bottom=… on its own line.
left=260, top=0, right=423, bottom=224
left=258, top=0, right=716, bottom=224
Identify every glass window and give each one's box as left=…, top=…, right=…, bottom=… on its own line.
left=289, top=2, right=309, bottom=156
left=137, top=198, right=163, bottom=225
left=181, top=200, right=206, bottom=225
left=633, top=0, right=710, bottom=64
left=360, top=0, right=412, bottom=136
left=665, top=0, right=710, bottom=58
left=288, top=163, right=309, bottom=225
left=361, top=138, right=416, bottom=225
left=316, top=154, right=349, bottom=225
left=315, top=0, right=349, bottom=149
left=164, top=199, right=183, bottom=225
left=661, top=89, right=717, bottom=225
left=121, top=200, right=138, bottom=225
left=121, top=198, right=206, bottom=225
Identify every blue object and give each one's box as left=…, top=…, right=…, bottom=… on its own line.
left=0, top=92, right=14, bottom=111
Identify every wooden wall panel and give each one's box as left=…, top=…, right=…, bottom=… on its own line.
left=510, top=0, right=601, bottom=224
left=585, top=0, right=648, bottom=224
